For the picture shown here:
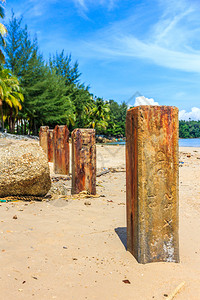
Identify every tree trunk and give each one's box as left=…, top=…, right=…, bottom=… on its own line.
left=24, top=120, right=27, bottom=135
left=21, top=119, right=24, bottom=135
left=11, top=117, right=15, bottom=133
left=9, top=116, right=12, bottom=133
left=9, top=108, right=13, bottom=133
left=17, top=119, right=19, bottom=134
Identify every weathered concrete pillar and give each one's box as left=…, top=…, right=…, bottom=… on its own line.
left=39, top=126, right=49, bottom=157
left=47, top=129, right=54, bottom=162
left=53, top=125, right=69, bottom=175
left=126, top=106, right=179, bottom=264
left=72, top=129, right=96, bottom=195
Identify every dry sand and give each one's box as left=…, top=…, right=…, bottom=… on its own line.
left=0, top=141, right=200, bottom=300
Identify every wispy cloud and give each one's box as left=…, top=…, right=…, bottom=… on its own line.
left=72, top=0, right=118, bottom=13
left=74, top=0, right=87, bottom=10
left=79, top=0, right=200, bottom=73
left=5, top=0, right=59, bottom=19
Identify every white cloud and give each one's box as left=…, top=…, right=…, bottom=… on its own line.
left=179, top=107, right=200, bottom=121
left=132, top=96, right=200, bottom=121
left=134, top=96, right=159, bottom=106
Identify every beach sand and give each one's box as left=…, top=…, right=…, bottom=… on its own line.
left=0, top=141, right=200, bottom=299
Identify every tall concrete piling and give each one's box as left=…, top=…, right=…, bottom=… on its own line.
left=126, top=106, right=179, bottom=264
left=53, top=125, right=70, bottom=175
left=39, top=126, right=49, bottom=158
left=72, top=129, right=96, bottom=195
left=47, top=129, right=54, bottom=162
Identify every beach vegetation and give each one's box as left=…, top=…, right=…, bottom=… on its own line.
left=0, top=65, right=24, bottom=130
left=179, top=120, right=200, bottom=139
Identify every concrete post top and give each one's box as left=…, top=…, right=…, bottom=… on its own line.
left=54, top=125, right=69, bottom=129
left=40, top=126, right=49, bottom=132
left=54, top=125, right=69, bottom=134
left=72, top=128, right=96, bottom=137
left=54, top=125, right=69, bottom=130
left=127, top=105, right=178, bottom=113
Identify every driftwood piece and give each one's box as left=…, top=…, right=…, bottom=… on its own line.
left=166, top=281, right=185, bottom=300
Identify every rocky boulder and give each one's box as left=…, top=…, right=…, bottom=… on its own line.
left=0, top=141, right=51, bottom=197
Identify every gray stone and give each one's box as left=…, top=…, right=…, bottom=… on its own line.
left=0, top=142, right=51, bottom=197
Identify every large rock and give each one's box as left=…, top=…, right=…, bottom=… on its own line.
left=0, top=141, right=51, bottom=197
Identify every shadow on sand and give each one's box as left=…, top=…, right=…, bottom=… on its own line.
left=115, top=227, right=127, bottom=250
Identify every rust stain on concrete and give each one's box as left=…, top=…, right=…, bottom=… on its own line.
left=72, top=129, right=96, bottom=195
left=126, top=106, right=179, bottom=264
left=53, top=125, right=69, bottom=175
left=39, top=126, right=49, bottom=158
left=47, top=129, right=54, bottom=163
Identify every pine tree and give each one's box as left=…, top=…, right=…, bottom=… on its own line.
left=5, top=14, right=76, bottom=134
left=49, top=51, right=93, bottom=129
left=49, top=50, right=81, bottom=85
left=5, top=12, right=37, bottom=77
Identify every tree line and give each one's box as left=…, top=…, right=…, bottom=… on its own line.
left=0, top=3, right=199, bottom=138
left=0, top=8, right=127, bottom=136
left=179, top=120, right=200, bottom=138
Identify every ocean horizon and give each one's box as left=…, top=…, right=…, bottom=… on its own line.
left=106, top=138, right=200, bottom=147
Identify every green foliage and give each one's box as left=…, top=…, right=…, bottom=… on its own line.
left=49, top=51, right=81, bottom=85
left=3, top=12, right=128, bottom=136
left=49, top=51, right=93, bottom=129
left=179, top=120, right=200, bottom=138
left=87, top=97, right=110, bottom=134
left=5, top=12, right=37, bottom=76
left=106, top=100, right=127, bottom=136
left=0, top=65, right=23, bottom=130
left=4, top=14, right=76, bottom=134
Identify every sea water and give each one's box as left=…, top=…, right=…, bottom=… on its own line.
left=179, top=138, right=200, bottom=147
left=108, top=138, right=200, bottom=147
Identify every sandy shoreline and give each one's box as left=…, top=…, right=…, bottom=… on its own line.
left=0, top=140, right=200, bottom=299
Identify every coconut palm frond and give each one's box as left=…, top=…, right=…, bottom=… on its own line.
left=0, top=66, right=24, bottom=129
left=0, top=23, right=6, bottom=36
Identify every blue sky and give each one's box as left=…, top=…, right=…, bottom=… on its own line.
left=4, top=0, right=200, bottom=120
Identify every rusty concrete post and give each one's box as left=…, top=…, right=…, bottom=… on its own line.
left=47, top=129, right=54, bottom=162
left=53, top=125, right=69, bottom=175
left=126, top=106, right=179, bottom=264
left=39, top=126, right=49, bottom=157
left=72, top=129, right=96, bottom=195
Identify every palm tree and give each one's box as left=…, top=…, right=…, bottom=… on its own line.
left=0, top=0, right=7, bottom=63
left=88, top=97, right=110, bottom=132
left=0, top=66, right=24, bottom=130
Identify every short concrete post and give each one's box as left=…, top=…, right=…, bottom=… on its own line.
left=72, top=129, right=96, bottom=195
left=53, top=125, right=69, bottom=175
left=39, top=126, right=49, bottom=157
left=126, top=106, right=179, bottom=264
left=47, top=129, right=54, bottom=162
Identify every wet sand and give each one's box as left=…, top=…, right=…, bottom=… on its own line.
left=0, top=141, right=200, bottom=299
